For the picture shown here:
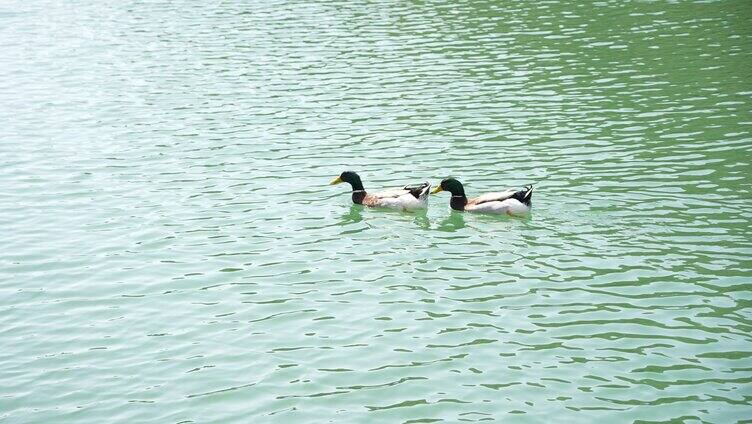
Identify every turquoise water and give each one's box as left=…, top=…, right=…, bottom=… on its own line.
left=2, top=1, right=751, bottom=422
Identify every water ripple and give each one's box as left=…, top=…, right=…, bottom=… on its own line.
left=1, top=0, right=751, bottom=423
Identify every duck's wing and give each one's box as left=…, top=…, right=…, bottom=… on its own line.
left=369, top=182, right=430, bottom=200
left=467, top=190, right=518, bottom=205
left=368, top=188, right=411, bottom=199
left=465, top=186, right=533, bottom=215
left=364, top=182, right=431, bottom=209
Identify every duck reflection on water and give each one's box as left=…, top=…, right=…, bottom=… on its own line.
left=339, top=204, right=430, bottom=230
left=436, top=211, right=466, bottom=232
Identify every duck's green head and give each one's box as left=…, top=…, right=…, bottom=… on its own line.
left=431, top=178, right=465, bottom=196
left=330, top=171, right=364, bottom=191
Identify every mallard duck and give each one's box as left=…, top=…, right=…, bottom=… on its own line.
left=330, top=171, right=431, bottom=210
left=431, top=178, right=533, bottom=215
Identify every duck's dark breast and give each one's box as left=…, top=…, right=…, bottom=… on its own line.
left=352, top=191, right=366, bottom=205
left=450, top=196, right=467, bottom=211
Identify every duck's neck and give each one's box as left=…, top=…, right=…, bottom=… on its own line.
left=450, top=195, right=467, bottom=211
left=348, top=178, right=366, bottom=204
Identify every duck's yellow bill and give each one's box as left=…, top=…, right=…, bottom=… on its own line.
left=329, top=176, right=343, bottom=185
left=431, top=186, right=443, bottom=194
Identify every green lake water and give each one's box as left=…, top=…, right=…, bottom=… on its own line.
left=2, top=1, right=751, bottom=422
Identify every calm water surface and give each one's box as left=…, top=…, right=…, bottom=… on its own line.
left=1, top=1, right=751, bottom=422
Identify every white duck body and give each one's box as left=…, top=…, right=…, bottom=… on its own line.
left=463, top=188, right=532, bottom=215
left=330, top=171, right=431, bottom=211
left=464, top=195, right=531, bottom=215
left=363, top=183, right=431, bottom=210
left=432, top=178, right=533, bottom=216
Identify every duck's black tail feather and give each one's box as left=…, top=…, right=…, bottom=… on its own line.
left=512, top=185, right=534, bottom=206
left=404, top=182, right=430, bottom=199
